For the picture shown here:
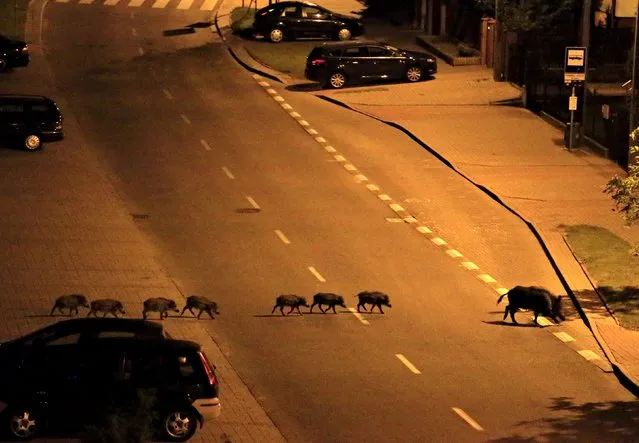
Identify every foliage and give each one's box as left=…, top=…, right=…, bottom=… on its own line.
left=473, top=0, right=576, bottom=33
left=230, top=7, right=256, bottom=33
left=605, top=129, right=639, bottom=229
left=457, top=43, right=478, bottom=57
left=81, top=389, right=157, bottom=443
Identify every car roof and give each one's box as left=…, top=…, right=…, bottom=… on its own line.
left=53, top=317, right=164, bottom=332
left=93, top=337, right=201, bottom=352
left=317, top=40, right=388, bottom=50
left=262, top=1, right=319, bottom=8
left=0, top=94, right=53, bottom=103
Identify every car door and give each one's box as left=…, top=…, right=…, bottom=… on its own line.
left=364, top=45, right=405, bottom=79
left=300, top=5, right=332, bottom=38
left=0, top=102, right=25, bottom=139
left=340, top=46, right=369, bottom=80
left=278, top=5, right=301, bottom=36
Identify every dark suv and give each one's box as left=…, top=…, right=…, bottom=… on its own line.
left=0, top=35, right=29, bottom=72
left=0, top=95, right=64, bottom=151
left=253, top=1, right=364, bottom=43
left=305, top=41, right=437, bottom=89
left=0, top=338, right=220, bottom=441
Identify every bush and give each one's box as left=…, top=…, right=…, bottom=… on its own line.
left=230, top=7, right=256, bottom=33
left=457, top=43, right=478, bottom=57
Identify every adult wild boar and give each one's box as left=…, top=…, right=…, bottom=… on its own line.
left=87, top=298, right=126, bottom=318
left=497, top=285, right=565, bottom=325
left=181, top=295, right=220, bottom=320
left=310, top=293, right=346, bottom=314
left=356, top=291, right=392, bottom=314
left=271, top=294, right=309, bottom=316
left=143, top=297, right=179, bottom=320
left=50, top=294, right=90, bottom=316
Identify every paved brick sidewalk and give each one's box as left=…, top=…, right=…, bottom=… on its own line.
left=216, top=8, right=639, bottom=396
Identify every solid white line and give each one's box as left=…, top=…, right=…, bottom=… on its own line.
left=128, top=0, right=145, bottom=7
left=347, top=308, right=370, bottom=325
left=163, top=88, right=173, bottom=99
left=221, top=167, right=234, bottom=179
left=452, top=408, right=484, bottom=431
left=152, top=0, right=170, bottom=7
left=180, top=113, right=191, bottom=125
left=200, top=139, right=211, bottom=151
left=395, top=354, right=421, bottom=374
left=274, top=230, right=290, bottom=244
left=246, top=196, right=260, bottom=209
left=138, top=47, right=144, bottom=56
left=176, top=0, right=194, bottom=9
left=308, top=266, right=326, bottom=282
left=200, top=0, right=217, bottom=10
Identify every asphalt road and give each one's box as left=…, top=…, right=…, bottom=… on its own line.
left=2, top=1, right=636, bottom=442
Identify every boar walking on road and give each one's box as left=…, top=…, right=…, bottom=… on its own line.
left=497, top=285, right=565, bottom=325
left=356, top=291, right=392, bottom=314
left=50, top=294, right=90, bottom=316
left=87, top=299, right=126, bottom=318
left=143, top=297, right=180, bottom=320
left=181, top=295, right=219, bottom=319
left=271, top=294, right=309, bottom=316
left=310, top=293, right=346, bottom=314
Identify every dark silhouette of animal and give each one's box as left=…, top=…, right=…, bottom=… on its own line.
left=181, top=295, right=219, bottom=319
left=143, top=297, right=179, bottom=320
left=356, top=291, right=392, bottom=313
left=87, top=299, right=126, bottom=318
left=497, top=285, right=565, bottom=325
left=271, top=294, right=309, bottom=316
left=50, top=294, right=90, bottom=316
left=310, top=293, right=346, bottom=314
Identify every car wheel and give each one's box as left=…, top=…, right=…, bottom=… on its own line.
left=336, top=28, right=352, bottom=41
left=0, top=57, right=6, bottom=72
left=161, top=409, right=198, bottom=442
left=23, top=135, right=42, bottom=151
left=269, top=28, right=284, bottom=43
left=406, top=65, right=423, bottom=82
left=328, top=71, right=347, bottom=89
left=5, top=407, right=40, bottom=441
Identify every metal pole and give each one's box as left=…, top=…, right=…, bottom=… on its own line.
left=581, top=0, right=592, bottom=145
left=569, top=86, right=576, bottom=151
left=630, top=0, right=639, bottom=138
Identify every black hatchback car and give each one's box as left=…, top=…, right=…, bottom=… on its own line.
left=0, top=95, right=64, bottom=151
left=0, top=35, right=29, bottom=72
left=305, top=41, right=437, bottom=89
left=253, top=1, right=363, bottom=43
left=0, top=338, right=220, bottom=441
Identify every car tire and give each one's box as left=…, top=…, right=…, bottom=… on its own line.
left=3, top=406, right=41, bottom=441
left=23, top=134, right=42, bottom=151
left=406, top=65, right=423, bottom=83
left=0, top=57, right=6, bottom=72
left=160, top=408, right=199, bottom=442
left=328, top=71, right=347, bottom=89
left=268, top=28, right=285, bottom=43
left=336, top=28, right=352, bottom=41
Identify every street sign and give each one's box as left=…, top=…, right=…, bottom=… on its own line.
left=569, top=96, right=578, bottom=111
left=564, top=46, right=587, bottom=85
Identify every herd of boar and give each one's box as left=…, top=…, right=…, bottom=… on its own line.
left=50, top=294, right=220, bottom=320
left=49, top=285, right=566, bottom=326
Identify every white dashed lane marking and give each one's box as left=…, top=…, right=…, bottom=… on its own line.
left=131, top=28, right=137, bottom=36
left=461, top=261, right=479, bottom=270
left=315, top=136, right=326, bottom=143
left=307, top=266, right=326, bottom=282
left=274, top=230, right=290, bottom=245
left=200, top=139, right=211, bottom=151
left=281, top=103, right=293, bottom=110
left=137, top=47, right=144, bottom=56
left=245, top=196, right=260, bottom=210
left=221, top=166, right=234, bottom=179
left=347, top=308, right=370, bottom=325
left=274, top=96, right=285, bottom=102
left=290, top=111, right=301, bottom=118
left=578, top=350, right=601, bottom=361
left=431, top=237, right=447, bottom=246
left=553, top=332, right=575, bottom=343
left=452, top=408, right=484, bottom=431
left=180, top=113, right=191, bottom=125
left=162, top=88, right=173, bottom=100
left=446, top=249, right=463, bottom=258
left=266, top=88, right=277, bottom=95
left=395, top=354, right=421, bottom=374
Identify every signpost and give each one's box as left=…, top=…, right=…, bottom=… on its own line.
left=564, top=47, right=587, bottom=151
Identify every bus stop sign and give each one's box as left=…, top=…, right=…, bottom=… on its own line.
left=564, top=47, right=587, bottom=85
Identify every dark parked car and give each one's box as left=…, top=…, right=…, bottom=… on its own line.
left=253, top=1, right=363, bottom=43
left=0, top=337, right=220, bottom=441
left=0, top=95, right=64, bottom=151
left=0, top=35, right=29, bottom=72
left=305, top=41, right=437, bottom=89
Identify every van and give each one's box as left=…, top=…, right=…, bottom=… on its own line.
left=0, top=95, right=63, bottom=151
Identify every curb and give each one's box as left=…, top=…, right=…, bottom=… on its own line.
left=315, top=94, right=639, bottom=396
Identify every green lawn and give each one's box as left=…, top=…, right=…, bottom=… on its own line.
left=0, top=0, right=29, bottom=39
left=230, top=7, right=255, bottom=33
left=243, top=40, right=317, bottom=78
left=564, top=224, right=639, bottom=330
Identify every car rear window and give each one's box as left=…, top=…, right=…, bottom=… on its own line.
left=0, top=104, right=24, bottom=113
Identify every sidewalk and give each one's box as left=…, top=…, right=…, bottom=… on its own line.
left=214, top=3, right=639, bottom=397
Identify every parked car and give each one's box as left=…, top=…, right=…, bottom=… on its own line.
left=305, top=41, right=438, bottom=89
left=0, top=337, right=220, bottom=441
left=253, top=1, right=364, bottom=43
left=0, top=35, right=29, bottom=72
left=0, top=94, right=64, bottom=151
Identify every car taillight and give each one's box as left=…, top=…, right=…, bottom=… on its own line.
left=311, top=59, right=326, bottom=66
left=199, top=351, right=217, bottom=386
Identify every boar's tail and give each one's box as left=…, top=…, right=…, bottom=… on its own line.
left=497, top=293, right=508, bottom=305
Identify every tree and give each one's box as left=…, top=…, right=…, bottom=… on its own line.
left=605, top=130, right=639, bottom=230
left=474, top=0, right=576, bottom=33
